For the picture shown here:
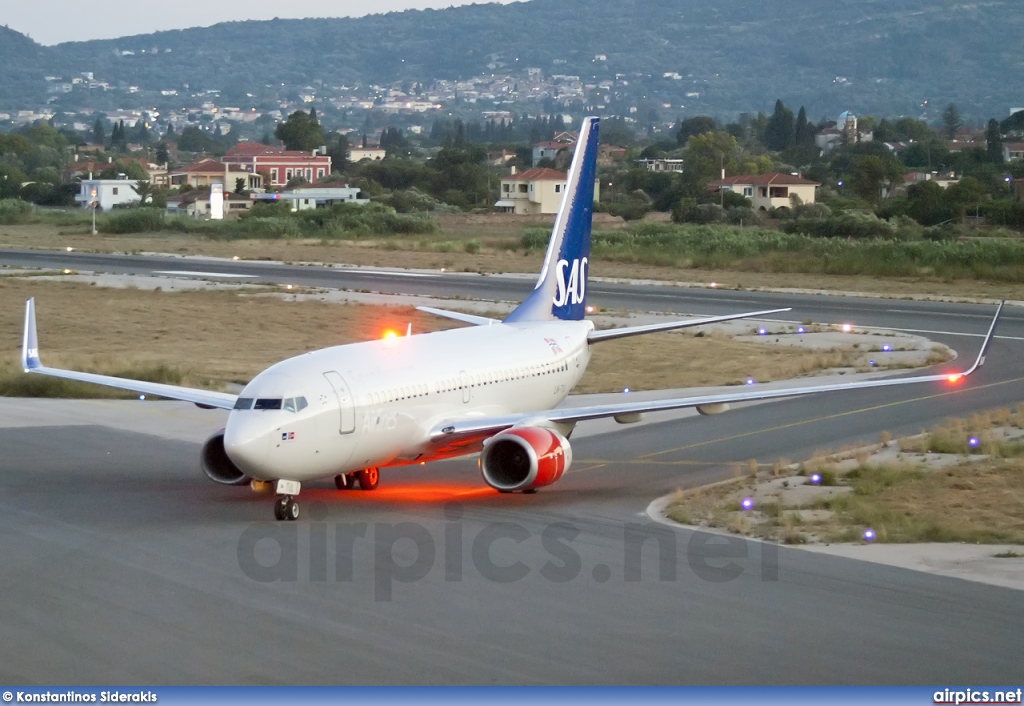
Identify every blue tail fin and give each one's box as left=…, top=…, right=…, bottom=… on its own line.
left=505, top=116, right=599, bottom=323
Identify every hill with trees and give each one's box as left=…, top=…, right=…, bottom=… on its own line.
left=2, top=0, right=1023, bottom=119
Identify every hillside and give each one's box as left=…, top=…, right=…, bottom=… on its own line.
left=4, top=0, right=1024, bottom=119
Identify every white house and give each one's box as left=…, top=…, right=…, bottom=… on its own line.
left=348, top=147, right=387, bottom=162
left=707, top=173, right=820, bottom=211
left=495, top=167, right=600, bottom=215
left=75, top=179, right=143, bottom=212
left=254, top=184, right=368, bottom=211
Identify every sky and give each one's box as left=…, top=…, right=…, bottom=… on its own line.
left=5, top=0, right=522, bottom=45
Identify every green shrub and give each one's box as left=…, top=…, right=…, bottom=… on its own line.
left=99, top=208, right=165, bottom=234
left=0, top=199, right=32, bottom=224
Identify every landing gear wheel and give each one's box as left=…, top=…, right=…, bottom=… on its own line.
left=285, top=497, right=299, bottom=521
left=274, top=496, right=299, bottom=521
left=274, top=497, right=288, bottom=521
left=357, top=467, right=380, bottom=490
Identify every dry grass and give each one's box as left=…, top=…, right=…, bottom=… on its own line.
left=3, top=220, right=1022, bottom=300
left=2, top=277, right=849, bottom=395
left=665, top=409, right=1024, bottom=544
left=575, top=330, right=849, bottom=393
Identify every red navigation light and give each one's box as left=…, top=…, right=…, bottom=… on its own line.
left=947, top=374, right=962, bottom=384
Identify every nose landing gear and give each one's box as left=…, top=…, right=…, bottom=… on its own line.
left=273, top=479, right=302, bottom=521
left=273, top=496, right=299, bottom=521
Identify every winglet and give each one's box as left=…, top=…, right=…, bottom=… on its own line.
left=960, top=299, right=1003, bottom=376
left=22, top=297, right=41, bottom=371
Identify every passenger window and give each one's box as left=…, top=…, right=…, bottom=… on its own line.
left=233, top=397, right=254, bottom=410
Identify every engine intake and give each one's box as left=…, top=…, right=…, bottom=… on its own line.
left=480, top=427, right=572, bottom=492
left=200, top=429, right=249, bottom=486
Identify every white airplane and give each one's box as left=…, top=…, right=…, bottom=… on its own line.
left=22, top=117, right=1003, bottom=521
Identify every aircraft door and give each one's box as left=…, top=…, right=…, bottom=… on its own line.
left=323, top=371, right=356, bottom=434
left=460, top=370, right=471, bottom=404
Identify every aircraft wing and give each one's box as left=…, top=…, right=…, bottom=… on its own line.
left=21, top=298, right=238, bottom=411
left=416, top=306, right=499, bottom=326
left=587, top=307, right=791, bottom=342
left=429, top=301, right=1003, bottom=444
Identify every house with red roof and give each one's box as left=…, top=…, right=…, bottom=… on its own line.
left=495, top=166, right=600, bottom=215
left=168, top=158, right=263, bottom=191
left=707, top=172, right=820, bottom=210
left=222, top=142, right=331, bottom=187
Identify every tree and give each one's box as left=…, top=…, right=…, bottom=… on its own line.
left=681, top=131, right=741, bottom=197
left=325, top=131, right=350, bottom=173
left=986, top=118, right=1004, bottom=163
left=675, top=116, right=716, bottom=146
left=795, top=106, right=815, bottom=146
left=764, top=99, right=795, bottom=151
left=92, top=118, right=106, bottom=146
left=850, top=155, right=903, bottom=204
left=275, top=110, right=324, bottom=152
left=156, top=143, right=170, bottom=165
left=130, top=180, right=155, bottom=205
left=177, top=126, right=216, bottom=153
left=942, top=103, right=963, bottom=140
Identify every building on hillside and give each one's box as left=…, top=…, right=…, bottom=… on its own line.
left=902, top=172, right=961, bottom=190
left=74, top=178, right=142, bottom=211
left=597, top=144, right=627, bottom=165
left=706, top=172, right=819, bottom=211
left=348, top=147, right=387, bottom=162
left=254, top=183, right=368, bottom=210
left=222, top=143, right=331, bottom=187
left=495, top=167, right=600, bottom=215
left=638, top=158, right=684, bottom=173
left=168, top=158, right=263, bottom=191
left=167, top=189, right=254, bottom=218
left=1003, top=143, right=1024, bottom=162
left=488, top=149, right=517, bottom=167
left=66, top=157, right=168, bottom=186
left=532, top=140, right=572, bottom=166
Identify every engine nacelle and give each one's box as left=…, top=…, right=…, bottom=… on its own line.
left=200, top=429, right=249, bottom=486
left=480, top=427, right=572, bottom=492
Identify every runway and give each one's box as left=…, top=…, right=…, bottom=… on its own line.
left=1, top=250, right=1023, bottom=684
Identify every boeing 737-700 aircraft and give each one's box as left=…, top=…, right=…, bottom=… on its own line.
left=22, top=116, right=1003, bottom=520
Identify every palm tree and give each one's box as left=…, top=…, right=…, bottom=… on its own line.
left=131, top=180, right=154, bottom=205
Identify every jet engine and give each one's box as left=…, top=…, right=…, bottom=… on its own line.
left=200, top=429, right=249, bottom=486
left=480, top=427, right=572, bottom=492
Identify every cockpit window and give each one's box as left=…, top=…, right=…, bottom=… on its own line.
left=296, top=396, right=308, bottom=411
left=233, top=397, right=254, bottom=410
left=283, top=398, right=296, bottom=413
left=254, top=398, right=283, bottom=410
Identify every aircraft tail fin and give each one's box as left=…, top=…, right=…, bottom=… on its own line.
left=504, top=116, right=599, bottom=323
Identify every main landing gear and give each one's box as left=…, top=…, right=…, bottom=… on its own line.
left=334, top=467, right=380, bottom=491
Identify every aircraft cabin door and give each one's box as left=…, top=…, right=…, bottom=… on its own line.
left=323, top=371, right=356, bottom=434
left=460, top=370, right=471, bottom=404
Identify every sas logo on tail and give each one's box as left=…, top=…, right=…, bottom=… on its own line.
left=553, top=257, right=587, bottom=307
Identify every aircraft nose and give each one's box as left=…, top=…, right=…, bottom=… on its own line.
left=224, top=416, right=270, bottom=475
